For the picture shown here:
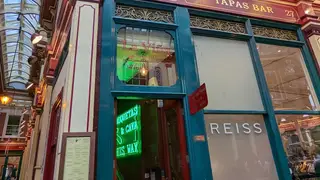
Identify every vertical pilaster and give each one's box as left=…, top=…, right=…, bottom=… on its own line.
left=65, top=0, right=100, bottom=133
left=303, top=23, right=320, bottom=75
left=174, top=7, right=213, bottom=180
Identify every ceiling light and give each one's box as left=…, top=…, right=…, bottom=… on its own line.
left=31, top=33, right=43, bottom=44
left=140, top=67, right=148, bottom=76
left=278, top=50, right=281, bottom=53
left=140, top=63, right=148, bottom=76
left=281, top=118, right=286, bottom=122
left=305, top=9, right=311, bottom=14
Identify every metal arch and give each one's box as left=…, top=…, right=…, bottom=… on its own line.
left=3, top=56, right=29, bottom=63
left=3, top=52, right=31, bottom=59
left=5, top=81, right=27, bottom=85
left=5, top=75, right=28, bottom=80
left=0, top=12, right=40, bottom=16
left=4, top=69, right=30, bottom=76
left=3, top=61, right=31, bottom=68
left=0, top=28, right=33, bottom=36
left=1, top=41, right=33, bottom=51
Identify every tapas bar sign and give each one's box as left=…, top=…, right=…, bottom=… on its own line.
left=153, top=0, right=299, bottom=23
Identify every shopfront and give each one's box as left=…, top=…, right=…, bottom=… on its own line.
left=96, top=0, right=320, bottom=180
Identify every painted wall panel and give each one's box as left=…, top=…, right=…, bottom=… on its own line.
left=68, top=1, right=98, bottom=133
left=34, top=86, right=52, bottom=180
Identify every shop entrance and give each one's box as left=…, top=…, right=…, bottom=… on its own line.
left=115, top=99, right=189, bottom=180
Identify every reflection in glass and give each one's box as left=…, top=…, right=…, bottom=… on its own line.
left=277, top=115, right=320, bottom=177
left=257, top=44, right=319, bottom=111
left=117, top=27, right=177, bottom=86
left=204, top=114, right=278, bottom=180
left=193, top=36, right=264, bottom=110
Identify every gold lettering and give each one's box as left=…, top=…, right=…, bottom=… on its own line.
left=216, top=0, right=220, bottom=4
left=285, top=10, right=294, bottom=17
left=260, top=6, right=267, bottom=13
left=243, top=2, right=249, bottom=9
left=267, top=7, right=274, bottom=13
left=252, top=4, right=260, bottom=11
left=221, top=0, right=229, bottom=6
left=228, top=0, right=235, bottom=6
left=236, top=1, right=243, bottom=8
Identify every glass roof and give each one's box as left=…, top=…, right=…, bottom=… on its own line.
left=1, top=0, right=40, bottom=90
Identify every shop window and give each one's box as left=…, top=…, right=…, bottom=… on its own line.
left=5, top=115, right=21, bottom=136
left=117, top=27, right=177, bottom=86
left=277, top=115, right=320, bottom=178
left=257, top=44, right=319, bottom=111
left=193, top=36, right=264, bottom=110
left=204, top=114, right=278, bottom=180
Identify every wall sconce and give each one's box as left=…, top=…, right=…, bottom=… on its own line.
left=28, top=55, right=38, bottom=65
left=31, top=32, right=43, bottom=44
left=0, top=95, right=12, bottom=105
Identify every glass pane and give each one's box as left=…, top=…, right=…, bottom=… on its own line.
left=257, top=44, right=319, bottom=111
left=193, top=36, right=264, bottom=110
left=6, top=156, right=20, bottom=179
left=6, top=116, right=20, bottom=136
left=277, top=115, right=320, bottom=177
left=204, top=114, right=278, bottom=180
left=117, top=27, right=177, bottom=86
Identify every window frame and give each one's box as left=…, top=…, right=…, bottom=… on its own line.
left=111, top=11, right=184, bottom=99
left=2, top=114, right=22, bottom=138
left=190, top=10, right=320, bottom=180
left=98, top=1, right=320, bottom=180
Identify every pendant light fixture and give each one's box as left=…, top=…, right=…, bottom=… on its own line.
left=140, top=62, right=148, bottom=76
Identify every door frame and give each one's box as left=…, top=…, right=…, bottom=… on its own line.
left=162, top=100, right=190, bottom=180
left=113, top=98, right=190, bottom=180
left=43, top=89, right=63, bottom=180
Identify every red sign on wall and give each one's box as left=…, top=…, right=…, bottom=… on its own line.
left=188, top=83, right=208, bottom=115
left=153, top=0, right=299, bottom=23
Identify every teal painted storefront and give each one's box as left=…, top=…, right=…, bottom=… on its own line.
left=97, top=0, right=320, bottom=180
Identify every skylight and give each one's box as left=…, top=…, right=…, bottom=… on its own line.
left=1, top=0, right=40, bottom=90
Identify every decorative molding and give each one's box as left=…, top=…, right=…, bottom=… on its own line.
left=115, top=5, right=174, bottom=23
left=252, top=25, right=298, bottom=41
left=190, top=16, right=246, bottom=34
left=303, top=23, right=320, bottom=38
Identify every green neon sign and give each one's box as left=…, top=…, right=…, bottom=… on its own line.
left=116, top=104, right=142, bottom=158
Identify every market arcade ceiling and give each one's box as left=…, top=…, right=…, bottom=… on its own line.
left=0, top=0, right=40, bottom=92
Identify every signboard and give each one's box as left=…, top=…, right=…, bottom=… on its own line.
left=58, top=132, right=95, bottom=180
left=153, top=0, right=299, bottom=23
left=188, top=83, right=208, bottom=115
left=116, top=104, right=142, bottom=158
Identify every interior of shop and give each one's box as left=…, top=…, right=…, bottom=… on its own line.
left=257, top=44, right=319, bottom=111
left=116, top=27, right=177, bottom=86
left=257, top=43, right=320, bottom=178
left=115, top=98, right=188, bottom=180
left=0, top=155, right=21, bottom=180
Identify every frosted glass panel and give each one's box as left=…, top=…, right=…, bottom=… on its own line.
left=193, top=36, right=264, bottom=110
left=205, top=114, right=278, bottom=180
